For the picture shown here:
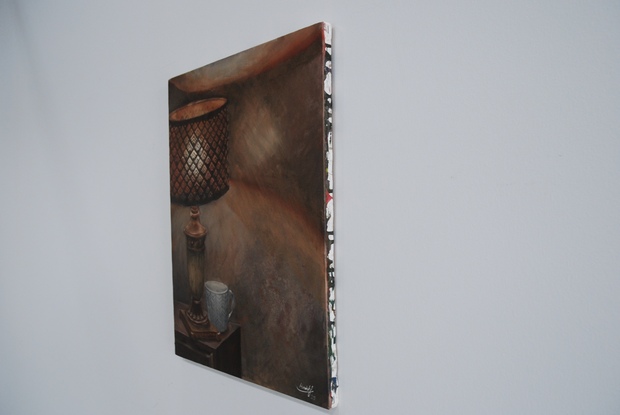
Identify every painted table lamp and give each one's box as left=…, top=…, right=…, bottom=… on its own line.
left=169, top=98, right=229, bottom=326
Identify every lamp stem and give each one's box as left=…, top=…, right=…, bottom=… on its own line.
left=184, top=205, right=209, bottom=325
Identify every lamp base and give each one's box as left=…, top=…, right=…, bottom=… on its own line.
left=185, top=297, right=209, bottom=325
left=180, top=310, right=222, bottom=342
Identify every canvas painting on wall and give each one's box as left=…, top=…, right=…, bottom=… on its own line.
left=168, top=22, right=337, bottom=408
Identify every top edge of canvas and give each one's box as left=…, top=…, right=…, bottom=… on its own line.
left=168, top=22, right=330, bottom=97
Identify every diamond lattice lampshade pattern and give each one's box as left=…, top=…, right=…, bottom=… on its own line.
left=169, top=98, right=230, bottom=206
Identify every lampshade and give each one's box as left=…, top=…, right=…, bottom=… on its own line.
left=169, top=98, right=230, bottom=206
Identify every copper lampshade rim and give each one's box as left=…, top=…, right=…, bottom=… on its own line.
left=170, top=184, right=230, bottom=207
left=169, top=98, right=228, bottom=123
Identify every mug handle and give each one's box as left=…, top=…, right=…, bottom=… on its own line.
left=228, top=290, right=236, bottom=319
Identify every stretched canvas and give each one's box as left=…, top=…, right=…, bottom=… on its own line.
left=168, top=23, right=337, bottom=408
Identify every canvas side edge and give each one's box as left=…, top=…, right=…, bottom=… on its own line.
left=322, top=22, right=338, bottom=409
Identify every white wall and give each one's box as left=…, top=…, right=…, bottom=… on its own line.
left=2, top=1, right=619, bottom=414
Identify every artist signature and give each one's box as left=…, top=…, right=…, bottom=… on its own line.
left=296, top=383, right=316, bottom=400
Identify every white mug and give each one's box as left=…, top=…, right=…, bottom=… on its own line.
left=204, top=280, right=235, bottom=333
